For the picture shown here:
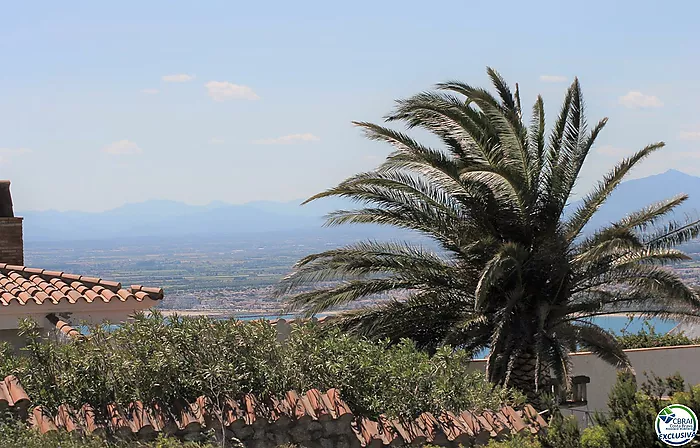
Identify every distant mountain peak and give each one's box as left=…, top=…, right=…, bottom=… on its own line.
left=662, top=168, right=693, bottom=177
left=205, top=200, right=231, bottom=209
left=19, top=171, right=700, bottom=242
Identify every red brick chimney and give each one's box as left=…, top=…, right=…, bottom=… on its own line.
left=0, top=181, right=23, bottom=266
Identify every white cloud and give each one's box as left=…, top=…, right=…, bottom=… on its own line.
left=597, top=145, right=629, bottom=156
left=141, top=88, right=159, bottom=95
left=253, top=133, right=320, bottom=145
left=102, top=140, right=143, bottom=156
left=679, top=131, right=700, bottom=141
left=618, top=91, right=663, bottom=108
left=162, top=74, right=195, bottom=83
left=209, top=138, right=225, bottom=145
left=205, top=81, right=259, bottom=101
left=540, top=75, right=567, bottom=83
left=0, top=148, right=31, bottom=164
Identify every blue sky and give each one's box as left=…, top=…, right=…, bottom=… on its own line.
left=1, top=0, right=699, bottom=211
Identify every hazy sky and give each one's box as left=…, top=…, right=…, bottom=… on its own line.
left=1, top=0, right=699, bottom=212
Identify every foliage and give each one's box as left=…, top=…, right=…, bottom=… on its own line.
left=278, top=66, right=700, bottom=400
left=579, top=426, right=611, bottom=448
left=484, top=433, right=543, bottom=447
left=615, top=319, right=700, bottom=349
left=428, top=434, right=544, bottom=448
left=283, top=323, right=522, bottom=417
left=0, top=420, right=214, bottom=448
left=641, top=372, right=686, bottom=398
left=0, top=313, right=520, bottom=424
left=589, top=371, right=694, bottom=448
left=670, top=383, right=700, bottom=412
left=541, top=413, right=581, bottom=448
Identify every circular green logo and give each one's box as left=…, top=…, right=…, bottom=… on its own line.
left=655, top=404, right=698, bottom=446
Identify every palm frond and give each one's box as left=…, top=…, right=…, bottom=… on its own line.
left=285, top=278, right=413, bottom=317
left=385, top=91, right=495, bottom=163
left=327, top=291, right=475, bottom=351
left=438, top=79, right=531, bottom=199
left=276, top=240, right=458, bottom=295
left=557, top=322, right=630, bottom=369
left=529, top=95, right=546, bottom=192
left=475, top=242, right=528, bottom=310
left=537, top=81, right=576, bottom=228
left=644, top=218, right=700, bottom=250
left=563, top=142, right=665, bottom=242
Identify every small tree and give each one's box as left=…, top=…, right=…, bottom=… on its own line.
left=541, top=413, right=581, bottom=448
left=591, top=371, right=682, bottom=448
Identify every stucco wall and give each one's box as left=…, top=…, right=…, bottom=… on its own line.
left=0, top=329, right=29, bottom=353
left=567, top=345, right=700, bottom=423
left=468, top=345, right=700, bottom=425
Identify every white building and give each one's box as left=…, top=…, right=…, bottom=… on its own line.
left=0, top=181, right=164, bottom=348
left=469, top=344, right=700, bottom=425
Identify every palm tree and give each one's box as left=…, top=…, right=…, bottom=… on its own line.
left=277, top=68, right=700, bottom=402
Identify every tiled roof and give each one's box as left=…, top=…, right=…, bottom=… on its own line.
left=45, top=313, right=84, bottom=339
left=0, top=375, right=30, bottom=413
left=2, top=375, right=547, bottom=446
left=0, top=264, right=163, bottom=307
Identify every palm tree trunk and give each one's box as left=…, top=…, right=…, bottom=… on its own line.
left=506, top=350, right=550, bottom=410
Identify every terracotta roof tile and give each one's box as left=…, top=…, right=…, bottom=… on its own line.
left=0, top=375, right=29, bottom=412
left=4, top=375, right=547, bottom=445
left=502, top=405, right=528, bottom=433
left=56, top=404, right=78, bottom=432
left=61, top=273, right=82, bottom=282
left=0, top=265, right=163, bottom=308
left=5, top=265, right=24, bottom=272
left=31, top=406, right=58, bottom=433
left=130, top=285, right=165, bottom=298
left=99, top=280, right=121, bottom=290
left=437, top=410, right=472, bottom=442
left=79, top=276, right=101, bottom=284
left=99, top=288, right=117, bottom=302
left=81, top=404, right=105, bottom=435
left=125, top=401, right=153, bottom=437
left=523, top=404, right=548, bottom=431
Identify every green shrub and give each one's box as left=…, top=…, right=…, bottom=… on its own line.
left=590, top=371, right=680, bottom=448
left=0, top=312, right=521, bottom=422
left=541, top=413, right=580, bottom=448
left=579, top=426, right=610, bottom=448
left=0, top=420, right=214, bottom=448
left=615, top=319, right=700, bottom=349
left=670, top=384, right=700, bottom=411
left=485, top=433, right=542, bottom=447
left=605, top=371, right=639, bottom=420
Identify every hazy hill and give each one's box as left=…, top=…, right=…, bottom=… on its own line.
left=570, top=169, right=700, bottom=232
left=18, top=170, right=700, bottom=243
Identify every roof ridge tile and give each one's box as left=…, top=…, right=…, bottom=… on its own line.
left=4, top=376, right=547, bottom=445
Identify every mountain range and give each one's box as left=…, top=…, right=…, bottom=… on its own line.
left=17, top=169, right=700, bottom=243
